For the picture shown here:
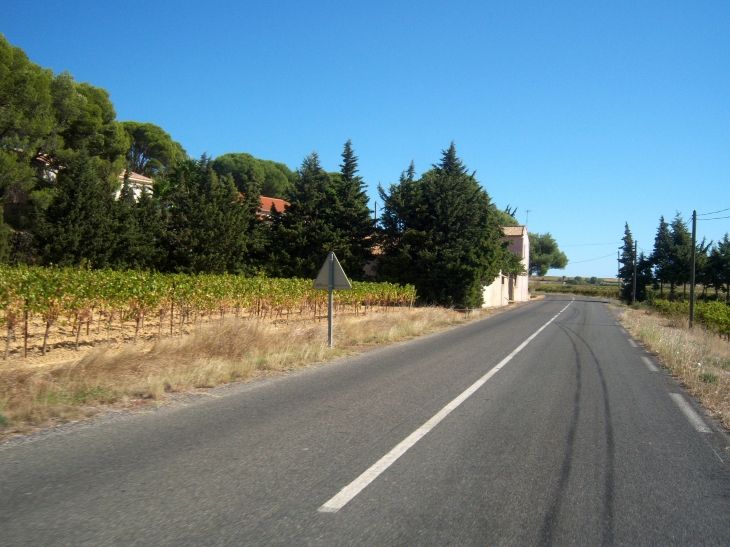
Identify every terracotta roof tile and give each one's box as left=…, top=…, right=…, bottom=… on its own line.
left=502, top=226, right=527, bottom=237
left=259, top=196, right=290, bottom=214
left=119, top=170, right=153, bottom=185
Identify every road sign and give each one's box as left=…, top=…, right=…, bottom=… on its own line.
left=312, top=252, right=351, bottom=348
left=313, top=252, right=352, bottom=290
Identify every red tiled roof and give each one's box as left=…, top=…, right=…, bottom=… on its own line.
left=259, top=196, right=290, bottom=214
left=119, top=170, right=153, bottom=186
left=502, top=226, right=527, bottom=237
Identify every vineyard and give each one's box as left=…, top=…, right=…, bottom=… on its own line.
left=0, top=266, right=417, bottom=360
left=650, top=299, right=730, bottom=339
left=530, top=283, right=620, bottom=299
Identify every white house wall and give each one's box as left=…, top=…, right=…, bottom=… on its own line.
left=482, top=274, right=509, bottom=308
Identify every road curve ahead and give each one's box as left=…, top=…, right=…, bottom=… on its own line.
left=1, top=296, right=729, bottom=546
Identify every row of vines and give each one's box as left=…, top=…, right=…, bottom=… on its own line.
left=530, top=283, right=620, bottom=299
left=650, top=299, right=730, bottom=340
left=0, top=266, right=417, bottom=359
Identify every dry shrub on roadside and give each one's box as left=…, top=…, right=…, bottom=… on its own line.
left=618, top=307, right=730, bottom=430
left=0, top=307, right=480, bottom=437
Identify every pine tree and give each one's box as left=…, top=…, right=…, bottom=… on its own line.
left=378, top=143, right=503, bottom=308
left=331, top=140, right=374, bottom=279
left=35, top=149, right=118, bottom=267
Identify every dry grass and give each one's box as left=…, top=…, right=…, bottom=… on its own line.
left=0, top=306, right=491, bottom=438
left=616, top=306, right=730, bottom=430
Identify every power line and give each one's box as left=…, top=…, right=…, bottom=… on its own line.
left=697, top=207, right=730, bottom=216
left=562, top=241, right=622, bottom=247
left=569, top=252, right=617, bottom=264
left=697, top=215, right=730, bottom=221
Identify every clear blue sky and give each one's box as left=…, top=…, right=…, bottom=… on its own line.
left=4, top=1, right=729, bottom=277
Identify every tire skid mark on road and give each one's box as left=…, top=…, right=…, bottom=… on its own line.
left=549, top=310, right=615, bottom=547
left=538, top=326, right=582, bottom=547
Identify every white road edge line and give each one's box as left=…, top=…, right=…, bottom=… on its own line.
left=669, top=393, right=711, bottom=433
left=318, top=298, right=575, bottom=514
left=641, top=356, right=659, bottom=372
left=628, top=339, right=638, bottom=347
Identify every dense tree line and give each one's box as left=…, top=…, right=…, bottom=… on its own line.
left=1, top=35, right=542, bottom=308
left=619, top=215, right=730, bottom=303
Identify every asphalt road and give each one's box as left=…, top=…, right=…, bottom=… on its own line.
left=1, top=296, right=729, bottom=546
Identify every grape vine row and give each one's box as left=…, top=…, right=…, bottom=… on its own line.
left=0, top=266, right=417, bottom=359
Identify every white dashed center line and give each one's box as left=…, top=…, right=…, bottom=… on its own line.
left=318, top=299, right=575, bottom=513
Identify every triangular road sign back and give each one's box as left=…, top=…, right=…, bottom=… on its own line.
left=313, top=252, right=352, bottom=290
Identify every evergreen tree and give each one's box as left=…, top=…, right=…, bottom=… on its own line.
left=668, top=213, right=692, bottom=299
left=34, top=149, right=117, bottom=267
left=708, top=234, right=730, bottom=300
left=0, top=210, right=10, bottom=263
left=120, top=121, right=186, bottom=178
left=529, top=233, right=568, bottom=276
left=694, top=238, right=712, bottom=297
left=164, top=155, right=258, bottom=274
left=377, top=143, right=503, bottom=308
left=651, top=216, right=672, bottom=297
left=618, top=223, right=636, bottom=302
left=272, top=152, right=342, bottom=278
left=331, top=140, right=375, bottom=280
left=112, top=177, right=168, bottom=271
left=635, top=252, right=654, bottom=302
left=212, top=152, right=295, bottom=199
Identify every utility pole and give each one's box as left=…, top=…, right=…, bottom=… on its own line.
left=690, top=210, right=696, bottom=328
left=617, top=250, right=620, bottom=294
left=632, top=241, right=637, bottom=304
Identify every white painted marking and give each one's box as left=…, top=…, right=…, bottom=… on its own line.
left=642, top=356, right=659, bottom=372
left=318, top=298, right=575, bottom=513
left=628, top=339, right=638, bottom=348
left=669, top=393, right=711, bottom=433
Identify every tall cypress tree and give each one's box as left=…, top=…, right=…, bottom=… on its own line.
left=332, top=140, right=374, bottom=279
left=651, top=216, right=672, bottom=297
left=112, top=181, right=168, bottom=271
left=273, top=152, right=341, bottom=278
left=35, top=149, right=118, bottom=267
left=378, top=143, right=503, bottom=308
left=164, top=155, right=257, bottom=274
left=708, top=234, right=730, bottom=299
left=669, top=213, right=692, bottom=299
left=618, top=223, right=635, bottom=302
left=635, top=252, right=654, bottom=302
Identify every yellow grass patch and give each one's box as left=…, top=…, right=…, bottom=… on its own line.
left=0, top=307, right=492, bottom=439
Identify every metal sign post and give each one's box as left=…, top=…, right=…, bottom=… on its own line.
left=313, top=252, right=351, bottom=348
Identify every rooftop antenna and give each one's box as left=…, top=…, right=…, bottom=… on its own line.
left=525, top=209, right=531, bottom=226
